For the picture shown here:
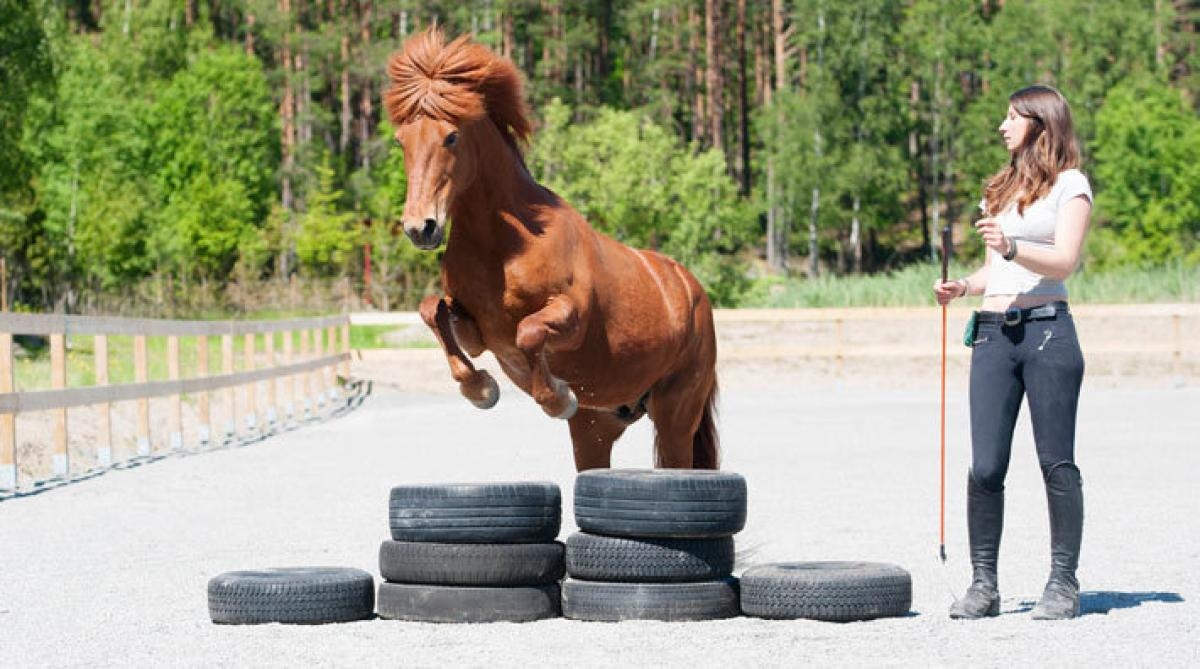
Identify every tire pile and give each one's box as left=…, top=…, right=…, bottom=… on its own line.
left=376, top=482, right=565, bottom=623
left=562, top=469, right=746, bottom=621
left=206, top=471, right=911, bottom=625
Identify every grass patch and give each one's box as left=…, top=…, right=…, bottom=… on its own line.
left=739, top=262, right=1199, bottom=308
left=351, top=325, right=401, bottom=349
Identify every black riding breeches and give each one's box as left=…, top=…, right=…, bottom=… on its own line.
left=968, top=308, right=1085, bottom=492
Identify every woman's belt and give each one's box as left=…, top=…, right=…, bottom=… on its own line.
left=977, top=301, right=1069, bottom=327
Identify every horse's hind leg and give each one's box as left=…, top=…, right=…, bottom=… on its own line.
left=567, top=408, right=628, bottom=471
left=419, top=295, right=499, bottom=409
left=646, top=369, right=716, bottom=469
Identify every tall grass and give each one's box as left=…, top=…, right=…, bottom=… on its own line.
left=738, top=261, right=1199, bottom=308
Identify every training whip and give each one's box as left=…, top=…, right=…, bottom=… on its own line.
left=939, top=225, right=952, bottom=564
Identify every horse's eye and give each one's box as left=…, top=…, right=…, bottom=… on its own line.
left=444, top=131, right=458, bottom=148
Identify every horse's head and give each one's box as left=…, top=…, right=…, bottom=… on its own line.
left=384, top=29, right=532, bottom=251
left=392, top=117, right=478, bottom=249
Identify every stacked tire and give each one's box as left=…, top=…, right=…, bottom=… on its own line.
left=563, top=469, right=746, bottom=621
left=376, top=482, right=565, bottom=623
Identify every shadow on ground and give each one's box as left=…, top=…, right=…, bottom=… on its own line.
left=1011, top=591, right=1184, bottom=616
left=1080, top=591, right=1184, bottom=615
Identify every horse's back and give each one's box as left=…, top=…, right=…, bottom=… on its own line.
left=588, top=234, right=712, bottom=360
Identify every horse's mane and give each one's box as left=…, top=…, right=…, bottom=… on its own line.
left=384, top=29, right=532, bottom=151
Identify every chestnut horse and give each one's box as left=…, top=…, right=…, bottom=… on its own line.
left=384, top=29, right=719, bottom=471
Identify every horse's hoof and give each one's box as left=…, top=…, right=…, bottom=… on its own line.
left=546, top=389, right=578, bottom=420
left=464, top=372, right=500, bottom=410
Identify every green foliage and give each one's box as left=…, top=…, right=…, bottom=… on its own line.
left=529, top=99, right=757, bottom=305
left=1090, top=79, right=1200, bottom=267
left=0, top=0, right=54, bottom=197
left=2, top=0, right=1196, bottom=313
left=296, top=160, right=359, bottom=275
left=148, top=44, right=278, bottom=281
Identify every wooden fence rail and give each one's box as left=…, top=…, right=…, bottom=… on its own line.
left=0, top=313, right=353, bottom=491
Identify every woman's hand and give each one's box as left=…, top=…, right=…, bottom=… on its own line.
left=974, top=217, right=1012, bottom=257
left=932, top=278, right=964, bottom=306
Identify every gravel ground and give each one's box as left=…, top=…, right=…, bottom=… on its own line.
left=1, top=358, right=1197, bottom=667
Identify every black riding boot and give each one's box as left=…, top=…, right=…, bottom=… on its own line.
left=949, top=474, right=1004, bottom=619
left=1031, top=462, right=1084, bottom=620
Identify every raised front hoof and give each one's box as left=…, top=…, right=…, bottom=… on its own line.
left=539, top=389, right=578, bottom=421
left=462, top=372, right=500, bottom=410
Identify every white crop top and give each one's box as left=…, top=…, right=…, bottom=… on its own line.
left=983, top=169, right=1093, bottom=297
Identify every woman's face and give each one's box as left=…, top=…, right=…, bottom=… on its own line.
left=998, top=105, right=1033, bottom=152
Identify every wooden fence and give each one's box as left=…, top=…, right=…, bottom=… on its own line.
left=0, top=313, right=353, bottom=491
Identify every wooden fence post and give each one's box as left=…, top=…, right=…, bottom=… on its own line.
left=326, top=325, right=337, bottom=400
left=313, top=327, right=325, bottom=408
left=95, top=335, right=112, bottom=466
left=0, top=332, right=15, bottom=489
left=134, top=334, right=150, bottom=455
left=341, top=320, right=351, bottom=382
left=283, top=330, right=295, bottom=422
left=265, top=331, right=277, bottom=429
left=300, top=329, right=311, bottom=418
left=168, top=335, right=182, bottom=449
left=222, top=332, right=236, bottom=441
left=197, top=335, right=211, bottom=444
left=243, top=332, right=257, bottom=433
left=51, top=332, right=68, bottom=475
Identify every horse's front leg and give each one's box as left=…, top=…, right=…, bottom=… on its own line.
left=419, top=295, right=500, bottom=409
left=516, top=294, right=585, bottom=420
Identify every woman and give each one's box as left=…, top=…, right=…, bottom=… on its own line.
left=933, top=84, right=1093, bottom=620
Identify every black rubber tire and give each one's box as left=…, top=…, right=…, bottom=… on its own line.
left=573, top=469, right=747, bottom=538
left=561, top=578, right=740, bottom=621
left=389, top=482, right=561, bottom=543
left=739, top=562, right=912, bottom=622
left=377, top=582, right=561, bottom=623
left=379, top=541, right=565, bottom=586
left=208, top=567, right=374, bottom=625
left=565, top=532, right=734, bottom=583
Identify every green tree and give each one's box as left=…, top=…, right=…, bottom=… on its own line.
left=530, top=98, right=753, bottom=304
left=296, top=159, right=359, bottom=275
left=0, top=0, right=54, bottom=197
left=1091, top=78, right=1200, bottom=266
left=148, top=43, right=278, bottom=281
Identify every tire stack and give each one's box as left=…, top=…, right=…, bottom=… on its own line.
left=376, top=482, right=565, bottom=623
left=562, top=469, right=746, bottom=621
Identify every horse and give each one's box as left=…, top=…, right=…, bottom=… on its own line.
left=383, top=29, right=719, bottom=471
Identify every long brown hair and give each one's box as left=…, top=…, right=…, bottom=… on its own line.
left=383, top=28, right=532, bottom=151
left=983, top=85, right=1081, bottom=216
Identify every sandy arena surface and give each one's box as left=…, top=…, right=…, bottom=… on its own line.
left=1, top=351, right=1198, bottom=667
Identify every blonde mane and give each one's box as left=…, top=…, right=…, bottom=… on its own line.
left=383, top=28, right=532, bottom=150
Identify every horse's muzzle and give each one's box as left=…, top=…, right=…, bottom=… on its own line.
left=406, top=218, right=444, bottom=250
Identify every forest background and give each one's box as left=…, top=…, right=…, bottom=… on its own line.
left=1, top=0, right=1197, bottom=316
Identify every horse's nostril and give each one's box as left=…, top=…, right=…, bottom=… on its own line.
left=422, top=219, right=437, bottom=239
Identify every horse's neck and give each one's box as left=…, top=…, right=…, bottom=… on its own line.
left=447, top=150, right=547, bottom=261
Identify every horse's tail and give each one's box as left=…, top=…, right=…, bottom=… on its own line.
left=692, top=380, right=720, bottom=469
